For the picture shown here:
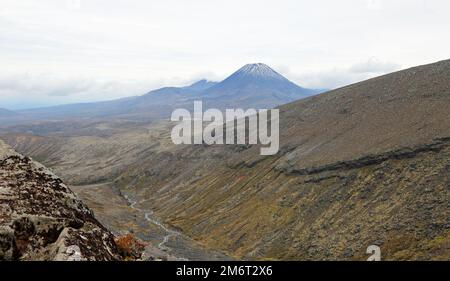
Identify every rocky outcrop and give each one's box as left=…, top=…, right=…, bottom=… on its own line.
left=0, top=140, right=121, bottom=261
left=2, top=59, right=450, bottom=260
left=106, top=60, right=450, bottom=260
left=277, top=137, right=450, bottom=176
left=139, top=138, right=450, bottom=260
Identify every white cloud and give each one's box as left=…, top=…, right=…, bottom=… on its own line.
left=283, top=58, right=401, bottom=89
left=0, top=0, right=450, bottom=108
left=348, top=58, right=400, bottom=74
left=0, top=73, right=159, bottom=109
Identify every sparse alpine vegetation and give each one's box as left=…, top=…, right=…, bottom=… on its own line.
left=1, top=60, right=450, bottom=260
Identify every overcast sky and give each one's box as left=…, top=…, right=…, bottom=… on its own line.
left=1, top=0, right=449, bottom=109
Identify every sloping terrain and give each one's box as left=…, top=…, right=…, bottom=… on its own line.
left=118, top=137, right=450, bottom=260
left=2, top=59, right=450, bottom=260
left=0, top=64, right=320, bottom=125
left=111, top=59, right=450, bottom=260
left=199, top=63, right=318, bottom=109
left=0, top=140, right=121, bottom=261
left=0, top=121, right=175, bottom=185
left=0, top=131, right=232, bottom=260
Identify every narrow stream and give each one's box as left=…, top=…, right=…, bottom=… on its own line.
left=123, top=194, right=188, bottom=259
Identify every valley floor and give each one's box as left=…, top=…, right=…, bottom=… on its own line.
left=71, top=182, right=232, bottom=261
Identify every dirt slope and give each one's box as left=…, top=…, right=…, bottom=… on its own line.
left=2, top=59, right=450, bottom=260
left=113, top=59, right=450, bottom=260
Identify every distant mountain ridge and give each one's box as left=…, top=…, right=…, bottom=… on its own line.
left=0, top=108, right=17, bottom=117
left=183, top=79, right=218, bottom=91
left=1, top=63, right=322, bottom=124
left=3, top=59, right=450, bottom=261
left=201, top=63, right=318, bottom=108
left=107, top=58, right=450, bottom=261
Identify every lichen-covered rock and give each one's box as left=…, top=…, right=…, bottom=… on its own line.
left=0, top=140, right=121, bottom=261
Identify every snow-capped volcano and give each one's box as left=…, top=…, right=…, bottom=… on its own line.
left=231, top=63, right=289, bottom=80
left=5, top=63, right=323, bottom=122
left=201, top=63, right=321, bottom=108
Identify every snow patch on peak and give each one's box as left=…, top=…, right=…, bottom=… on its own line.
left=234, top=63, right=286, bottom=80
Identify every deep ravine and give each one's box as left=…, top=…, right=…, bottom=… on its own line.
left=122, top=194, right=186, bottom=257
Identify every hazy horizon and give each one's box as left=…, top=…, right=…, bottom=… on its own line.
left=1, top=0, right=450, bottom=109
left=1, top=61, right=403, bottom=111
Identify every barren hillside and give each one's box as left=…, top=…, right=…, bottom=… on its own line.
left=2, top=59, right=450, bottom=260
left=113, top=59, right=450, bottom=260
